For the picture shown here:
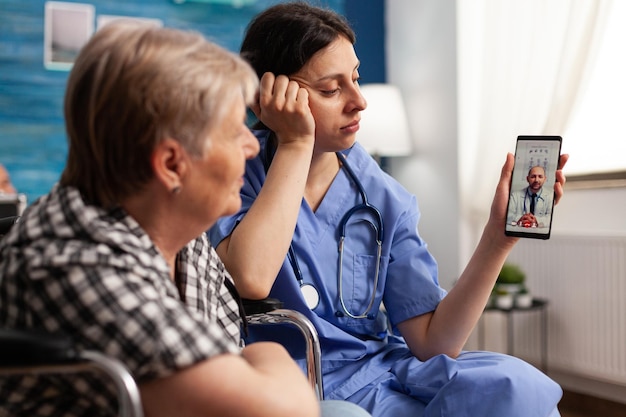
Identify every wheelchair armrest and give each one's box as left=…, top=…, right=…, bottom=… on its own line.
left=242, top=297, right=284, bottom=315
left=0, top=328, right=144, bottom=417
left=0, top=215, right=20, bottom=237
left=0, top=328, right=78, bottom=367
left=242, top=302, right=324, bottom=400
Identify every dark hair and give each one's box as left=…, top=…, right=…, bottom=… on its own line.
left=241, top=1, right=356, bottom=79
left=241, top=2, right=356, bottom=158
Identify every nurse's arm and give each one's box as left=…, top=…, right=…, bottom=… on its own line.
left=398, top=153, right=568, bottom=361
left=397, top=154, right=518, bottom=360
left=397, top=222, right=514, bottom=361
left=216, top=73, right=315, bottom=299
left=398, top=224, right=516, bottom=360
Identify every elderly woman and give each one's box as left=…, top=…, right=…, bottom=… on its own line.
left=0, top=22, right=369, bottom=417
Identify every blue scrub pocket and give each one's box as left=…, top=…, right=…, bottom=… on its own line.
left=338, top=253, right=388, bottom=334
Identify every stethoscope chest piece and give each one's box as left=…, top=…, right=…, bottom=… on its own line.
left=300, top=283, right=320, bottom=310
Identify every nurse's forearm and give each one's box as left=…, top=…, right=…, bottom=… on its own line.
left=442, top=227, right=512, bottom=346
left=219, top=140, right=313, bottom=299
left=402, top=155, right=519, bottom=359
left=399, top=227, right=513, bottom=360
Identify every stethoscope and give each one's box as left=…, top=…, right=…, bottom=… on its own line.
left=288, top=151, right=384, bottom=319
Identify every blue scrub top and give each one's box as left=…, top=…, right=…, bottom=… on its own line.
left=209, top=130, right=447, bottom=395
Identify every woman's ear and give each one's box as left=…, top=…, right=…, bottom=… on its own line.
left=152, top=138, right=188, bottom=194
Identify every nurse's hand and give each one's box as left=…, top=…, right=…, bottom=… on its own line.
left=483, top=153, right=517, bottom=246
left=252, top=72, right=315, bottom=148
left=486, top=153, right=568, bottom=245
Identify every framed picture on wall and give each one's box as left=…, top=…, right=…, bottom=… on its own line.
left=44, top=1, right=95, bottom=71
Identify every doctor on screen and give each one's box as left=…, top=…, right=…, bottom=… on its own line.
left=507, top=165, right=553, bottom=228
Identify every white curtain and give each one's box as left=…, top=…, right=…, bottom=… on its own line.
left=457, top=0, right=613, bottom=252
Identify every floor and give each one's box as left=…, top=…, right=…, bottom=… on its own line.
left=559, top=390, right=626, bottom=417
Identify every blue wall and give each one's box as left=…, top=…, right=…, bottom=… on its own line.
left=0, top=0, right=383, bottom=204
left=345, top=0, right=385, bottom=83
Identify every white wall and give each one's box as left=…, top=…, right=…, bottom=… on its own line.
left=385, top=0, right=459, bottom=289
left=552, top=186, right=626, bottom=235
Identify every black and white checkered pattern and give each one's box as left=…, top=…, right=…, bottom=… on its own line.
left=0, top=185, right=242, bottom=416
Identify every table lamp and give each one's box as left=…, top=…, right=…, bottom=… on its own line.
left=357, top=83, right=412, bottom=170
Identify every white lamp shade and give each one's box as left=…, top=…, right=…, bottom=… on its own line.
left=358, top=83, right=412, bottom=156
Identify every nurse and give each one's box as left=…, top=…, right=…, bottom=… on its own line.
left=209, top=2, right=568, bottom=416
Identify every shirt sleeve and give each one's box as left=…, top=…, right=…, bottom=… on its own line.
left=382, top=194, right=447, bottom=329
left=27, top=258, right=240, bottom=383
left=178, top=236, right=242, bottom=347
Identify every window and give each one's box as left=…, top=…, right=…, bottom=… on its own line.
left=562, top=1, right=626, bottom=177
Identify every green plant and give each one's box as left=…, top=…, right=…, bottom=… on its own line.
left=497, top=263, right=526, bottom=285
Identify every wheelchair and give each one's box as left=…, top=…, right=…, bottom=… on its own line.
left=0, top=216, right=323, bottom=416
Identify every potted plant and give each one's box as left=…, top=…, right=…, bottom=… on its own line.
left=496, top=263, right=526, bottom=295
left=515, top=286, right=533, bottom=308
left=495, top=288, right=514, bottom=309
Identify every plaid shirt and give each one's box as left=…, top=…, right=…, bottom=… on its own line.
left=0, top=185, right=242, bottom=416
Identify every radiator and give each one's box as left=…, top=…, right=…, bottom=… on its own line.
left=505, top=234, right=626, bottom=386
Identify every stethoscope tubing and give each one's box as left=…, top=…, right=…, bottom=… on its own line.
left=288, top=151, right=384, bottom=319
